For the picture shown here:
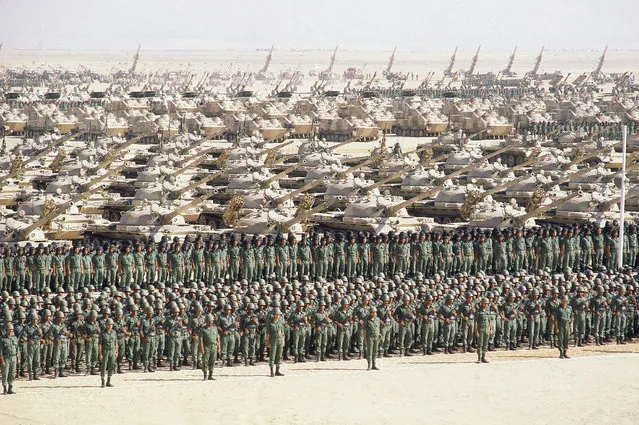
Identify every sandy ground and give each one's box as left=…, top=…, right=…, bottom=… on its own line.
left=2, top=342, right=639, bottom=425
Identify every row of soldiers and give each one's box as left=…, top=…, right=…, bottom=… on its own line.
left=1, top=262, right=638, bottom=393
left=0, top=223, right=635, bottom=294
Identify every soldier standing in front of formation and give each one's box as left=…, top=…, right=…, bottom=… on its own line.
left=363, top=308, right=380, bottom=370
left=99, top=318, right=117, bottom=388
left=1, top=324, right=18, bottom=394
left=555, top=296, right=574, bottom=359
left=475, top=297, right=492, bottom=364
left=199, top=313, right=219, bottom=381
left=267, top=308, right=285, bottom=377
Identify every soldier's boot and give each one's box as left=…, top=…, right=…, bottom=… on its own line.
left=128, top=361, right=132, bottom=371
left=192, top=360, right=198, bottom=370
left=117, top=363, right=123, bottom=374
left=316, top=353, right=320, bottom=362
left=462, top=345, right=467, bottom=353
left=101, top=377, right=105, bottom=388
left=7, top=385, right=14, bottom=395
left=244, top=359, right=249, bottom=367
left=169, top=363, right=174, bottom=371
left=249, top=359, right=255, bottom=366
left=106, top=377, right=113, bottom=387
left=275, top=366, right=284, bottom=376
left=53, top=368, right=57, bottom=379
left=234, top=355, right=240, bottom=364
left=481, top=354, right=489, bottom=364
left=174, top=362, right=181, bottom=371
left=298, top=355, right=305, bottom=363
left=488, top=343, right=495, bottom=352
left=367, top=361, right=371, bottom=371
left=337, top=352, right=342, bottom=361
left=208, top=371, right=215, bottom=381
left=564, top=350, right=570, bottom=359
left=59, top=368, right=66, bottom=378
left=399, top=349, right=404, bottom=357
left=477, top=354, right=482, bottom=364
left=202, top=371, right=207, bottom=381
left=468, top=346, right=475, bottom=353
left=19, top=369, right=26, bottom=378
left=133, top=362, right=140, bottom=370
left=269, top=366, right=274, bottom=377
left=226, top=359, right=232, bottom=367
left=91, top=366, right=97, bottom=375
left=45, top=366, right=50, bottom=375
left=384, top=349, right=391, bottom=358
left=372, top=361, right=379, bottom=370
left=620, top=337, right=626, bottom=345
left=33, top=371, right=40, bottom=381
left=2, top=385, right=6, bottom=395
left=28, top=371, right=33, bottom=381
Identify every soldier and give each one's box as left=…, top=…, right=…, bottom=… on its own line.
left=611, top=285, right=628, bottom=345
left=571, top=287, right=589, bottom=347
left=377, top=294, right=393, bottom=357
left=555, top=296, right=574, bottom=359
left=275, top=238, right=289, bottom=281
left=125, top=305, right=141, bottom=370
left=112, top=308, right=127, bottom=374
left=40, top=309, right=53, bottom=375
left=500, top=292, right=518, bottom=350
left=524, top=289, right=542, bottom=349
left=84, top=310, right=100, bottom=375
left=33, top=244, right=48, bottom=292
left=14, top=311, right=28, bottom=377
left=199, top=313, right=220, bottom=380
left=591, top=285, right=609, bottom=346
left=166, top=303, right=184, bottom=371
left=266, top=307, right=285, bottom=377
left=298, top=239, right=312, bottom=278
left=168, top=244, right=184, bottom=286
left=92, top=246, right=106, bottom=288
left=25, top=312, right=42, bottom=380
left=48, top=311, right=70, bottom=378
left=119, top=245, right=135, bottom=287
left=288, top=300, right=308, bottom=363
left=240, top=240, right=255, bottom=283
left=363, top=308, right=380, bottom=370
left=312, top=300, right=330, bottom=362
left=228, top=239, right=240, bottom=281
left=240, top=303, right=258, bottom=366
left=191, top=241, right=205, bottom=283
left=145, top=244, right=158, bottom=285
left=1, top=324, right=18, bottom=394
left=439, top=294, right=457, bottom=354
left=333, top=298, right=352, bottom=360
left=218, top=304, right=236, bottom=367
left=99, top=318, right=117, bottom=388
left=140, top=306, right=156, bottom=372
left=81, top=246, right=93, bottom=288
left=475, top=297, right=492, bottom=363
left=394, top=294, right=414, bottom=356
left=68, top=307, right=85, bottom=373
left=66, top=246, right=83, bottom=291
left=458, top=293, right=476, bottom=353
left=157, top=244, right=168, bottom=284
left=105, top=245, right=119, bottom=287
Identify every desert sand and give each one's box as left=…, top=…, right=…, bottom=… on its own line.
left=2, top=342, right=638, bottom=425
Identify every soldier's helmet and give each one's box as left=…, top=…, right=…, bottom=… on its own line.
left=106, top=318, right=114, bottom=325
left=273, top=308, right=282, bottom=315
left=248, top=303, right=256, bottom=310
left=206, top=314, right=215, bottom=322
left=481, top=297, right=489, bottom=304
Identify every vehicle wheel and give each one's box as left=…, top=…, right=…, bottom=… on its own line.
left=442, top=217, right=452, bottom=224
left=197, top=215, right=209, bottom=225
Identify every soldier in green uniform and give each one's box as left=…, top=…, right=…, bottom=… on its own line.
left=474, top=297, right=492, bottom=363
left=99, top=318, right=117, bottom=388
left=312, top=300, right=330, bottom=361
left=105, top=245, right=119, bottom=286
left=1, top=324, right=18, bottom=394
left=288, top=300, right=308, bottom=363
left=458, top=293, right=476, bottom=353
left=333, top=235, right=345, bottom=278
left=119, top=245, right=134, bottom=287
left=266, top=308, right=285, bottom=377
left=68, top=308, right=84, bottom=373
left=40, top=309, right=53, bottom=375
left=15, top=248, right=28, bottom=291
left=81, top=246, right=93, bottom=288
left=199, top=313, right=220, bottom=380
left=571, top=287, right=589, bottom=347
left=377, top=294, right=393, bottom=357
left=187, top=305, right=204, bottom=369
left=33, top=244, right=48, bottom=292
left=218, top=304, right=237, bottom=367
left=264, top=238, right=276, bottom=280
left=358, top=236, right=370, bottom=278
left=144, top=244, right=158, bottom=285
left=165, top=304, right=184, bottom=371
left=254, top=238, right=265, bottom=282
left=168, top=244, right=184, bottom=285
left=125, top=305, right=141, bottom=370
left=14, top=311, right=28, bottom=377
left=240, top=303, right=258, bottom=366
left=47, top=311, right=69, bottom=378
left=592, top=228, right=604, bottom=270
left=524, top=289, right=542, bottom=349
left=240, top=240, right=255, bottom=283
left=611, top=285, right=628, bottom=344
left=92, top=246, right=106, bottom=288
left=66, top=246, right=83, bottom=291
left=439, top=294, right=457, bottom=353
left=83, top=310, right=100, bottom=375
left=191, top=241, right=205, bottom=283
left=157, top=245, right=168, bottom=284
left=555, top=296, right=574, bottom=359
left=25, top=312, right=42, bottom=380
left=298, top=239, right=312, bottom=278
left=394, top=294, right=415, bottom=356
left=275, top=239, right=290, bottom=281
left=140, top=306, right=157, bottom=372
left=332, top=298, right=352, bottom=360
left=363, top=308, right=381, bottom=370
left=591, top=285, right=608, bottom=346
left=228, top=239, right=240, bottom=281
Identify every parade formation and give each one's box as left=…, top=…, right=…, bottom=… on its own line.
left=2, top=224, right=639, bottom=395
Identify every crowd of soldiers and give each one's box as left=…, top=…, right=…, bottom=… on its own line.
left=1, top=222, right=639, bottom=395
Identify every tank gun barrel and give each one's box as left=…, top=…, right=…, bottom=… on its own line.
left=160, top=194, right=213, bottom=225
left=16, top=185, right=106, bottom=240
left=174, top=145, right=218, bottom=170
left=503, top=154, right=543, bottom=175
left=483, top=173, right=533, bottom=200
left=548, top=162, right=601, bottom=188
left=509, top=191, right=581, bottom=226
left=79, top=165, right=125, bottom=191
left=98, top=133, right=155, bottom=169
left=280, top=199, right=338, bottom=232
left=260, top=162, right=303, bottom=188
left=275, top=176, right=329, bottom=206
left=327, top=136, right=362, bottom=152
left=179, top=133, right=216, bottom=155
left=168, top=171, right=225, bottom=200
left=362, top=167, right=411, bottom=193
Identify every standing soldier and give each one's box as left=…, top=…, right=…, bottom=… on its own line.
left=555, top=296, right=574, bottom=358
left=394, top=294, right=414, bottom=356
left=266, top=308, right=285, bottom=377
left=40, top=309, right=54, bottom=375
left=275, top=239, right=290, bottom=281
left=84, top=310, right=100, bottom=375
left=199, top=313, right=220, bottom=380
left=298, top=239, right=312, bottom=278
left=140, top=306, right=156, bottom=372
left=25, top=312, right=42, bottom=380
left=92, top=246, right=106, bottom=288
left=81, top=246, right=93, bottom=288
left=611, top=285, right=628, bottom=345
left=125, top=305, right=141, bottom=370
left=166, top=304, right=184, bottom=371
left=458, top=293, right=476, bottom=353
left=1, top=324, right=18, bottom=394
left=571, top=287, right=589, bottom=347
left=218, top=304, right=236, bottom=367
left=500, top=292, right=518, bottom=350
left=68, top=308, right=85, bottom=373
left=119, top=245, right=135, bottom=287
left=240, top=303, right=258, bottom=366
left=14, top=311, right=28, bottom=377
left=145, top=244, right=158, bottom=285
left=288, top=300, right=308, bottom=363
left=66, top=246, right=83, bottom=291
left=312, top=300, right=330, bottom=361
left=439, top=294, right=457, bottom=354
left=474, top=297, right=492, bottom=363
left=48, top=311, right=69, bottom=378
left=188, top=306, right=204, bottom=369
left=99, top=318, right=117, bottom=388
left=240, top=240, right=255, bottom=283
left=363, top=308, right=380, bottom=370
left=105, top=245, right=118, bottom=286
left=333, top=298, right=352, bottom=360
left=33, top=244, right=48, bottom=292
left=156, top=245, right=168, bottom=284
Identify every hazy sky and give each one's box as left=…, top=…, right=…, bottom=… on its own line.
left=2, top=0, right=637, bottom=51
